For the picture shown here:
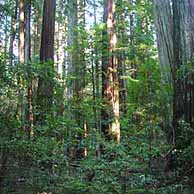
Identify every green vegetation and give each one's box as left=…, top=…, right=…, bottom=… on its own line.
left=0, top=0, right=194, bottom=193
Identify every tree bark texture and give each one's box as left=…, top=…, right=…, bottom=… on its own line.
left=172, top=0, right=194, bottom=136
left=154, top=0, right=174, bottom=83
left=154, top=0, right=194, bottom=146
left=19, top=0, right=25, bottom=64
left=9, top=0, right=18, bottom=66
left=37, top=0, right=56, bottom=123
left=102, top=0, right=120, bottom=142
left=117, top=0, right=128, bottom=116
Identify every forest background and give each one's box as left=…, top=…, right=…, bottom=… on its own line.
left=1, top=0, right=194, bottom=193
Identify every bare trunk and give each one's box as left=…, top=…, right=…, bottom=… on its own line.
left=67, top=0, right=77, bottom=98
left=37, top=0, right=56, bottom=123
left=25, top=0, right=31, bottom=63
left=25, top=1, right=33, bottom=134
left=153, top=0, right=174, bottom=143
left=19, top=0, right=25, bottom=64
left=102, top=0, right=120, bottom=142
left=92, top=0, right=101, bottom=130
left=9, top=0, right=18, bottom=66
left=76, top=0, right=87, bottom=158
left=17, top=0, right=26, bottom=129
left=31, top=4, right=42, bottom=59
left=154, top=0, right=174, bottom=83
left=154, top=0, right=194, bottom=146
left=118, top=0, right=128, bottom=116
left=172, top=0, right=194, bottom=146
left=56, top=22, right=65, bottom=78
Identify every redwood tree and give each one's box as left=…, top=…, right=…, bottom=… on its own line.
left=37, top=0, right=56, bottom=123
left=101, top=0, right=120, bottom=142
left=154, top=0, right=194, bottom=146
left=9, top=0, right=18, bottom=66
left=18, top=0, right=25, bottom=64
left=172, top=0, right=194, bottom=145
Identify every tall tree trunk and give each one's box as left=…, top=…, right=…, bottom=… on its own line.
left=17, top=0, right=26, bottom=129
left=39, top=0, right=56, bottom=62
left=55, top=0, right=66, bottom=78
left=67, top=0, right=88, bottom=158
left=154, top=0, right=174, bottom=84
left=78, top=0, right=87, bottom=157
left=56, top=22, right=65, bottom=78
left=66, top=0, right=78, bottom=159
left=25, top=0, right=33, bottom=134
left=67, top=0, right=77, bottom=99
left=37, top=0, right=56, bottom=123
left=19, top=0, right=25, bottom=64
left=25, top=0, right=31, bottom=63
left=102, top=0, right=120, bottom=142
left=92, top=0, right=101, bottom=130
left=153, top=0, right=174, bottom=143
left=9, top=0, right=18, bottom=66
left=31, top=1, right=42, bottom=59
left=117, top=0, right=128, bottom=116
left=154, top=0, right=194, bottom=146
left=172, top=0, right=194, bottom=146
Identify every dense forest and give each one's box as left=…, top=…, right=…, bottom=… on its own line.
left=1, top=0, right=194, bottom=193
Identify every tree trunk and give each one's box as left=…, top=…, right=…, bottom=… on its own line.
left=9, top=0, right=18, bottom=66
left=19, top=0, right=25, bottom=64
left=154, top=0, right=174, bottom=83
left=24, top=0, right=31, bottom=63
left=172, top=0, right=194, bottom=146
left=17, top=0, right=26, bottom=128
left=117, top=0, right=128, bottom=116
left=25, top=0, right=33, bottom=134
left=37, top=0, right=56, bottom=123
left=39, top=0, right=56, bottom=62
left=153, top=0, right=174, bottom=143
left=67, top=0, right=77, bottom=98
left=102, top=0, right=120, bottom=142
left=31, top=1, right=42, bottom=59
left=92, top=0, right=101, bottom=130
left=154, top=0, right=194, bottom=146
